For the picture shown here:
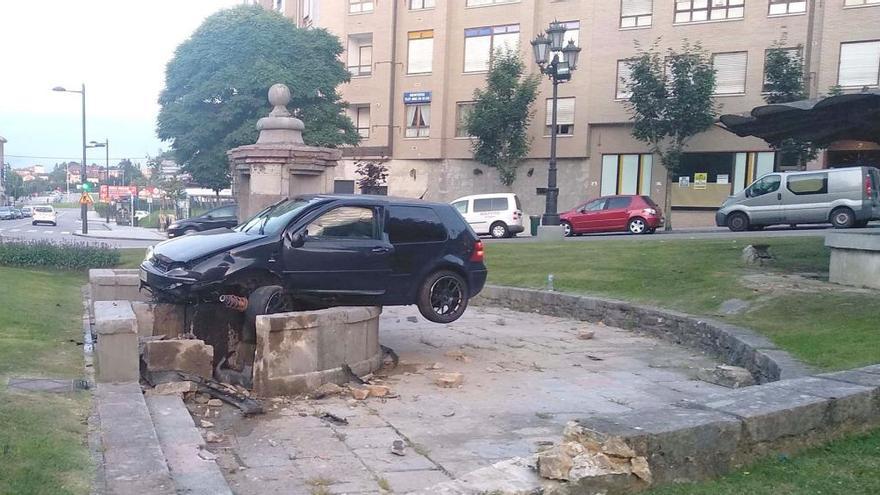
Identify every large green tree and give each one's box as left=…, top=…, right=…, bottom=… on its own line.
left=157, top=5, right=358, bottom=192
left=466, top=49, right=540, bottom=186
left=626, top=41, right=717, bottom=230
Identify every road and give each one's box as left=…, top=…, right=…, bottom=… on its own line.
left=0, top=208, right=157, bottom=249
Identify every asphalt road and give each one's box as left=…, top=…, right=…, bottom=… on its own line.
left=0, top=208, right=156, bottom=249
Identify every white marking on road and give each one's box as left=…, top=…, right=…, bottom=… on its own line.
left=27, top=229, right=37, bottom=233
left=10, top=229, right=21, bottom=232
left=44, top=230, right=54, bottom=234
left=61, top=231, right=71, bottom=235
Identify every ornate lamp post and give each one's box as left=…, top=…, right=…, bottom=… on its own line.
left=530, top=21, right=581, bottom=229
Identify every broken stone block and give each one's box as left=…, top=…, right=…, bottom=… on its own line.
left=207, top=399, right=223, bottom=407
left=143, top=339, right=214, bottom=378
left=536, top=442, right=584, bottom=480
left=350, top=386, right=370, bottom=400
left=697, top=365, right=756, bottom=388
left=365, top=384, right=392, bottom=397
left=200, top=420, right=214, bottom=428
left=312, top=382, right=343, bottom=399
left=578, top=329, right=595, bottom=340
left=150, top=381, right=197, bottom=396
left=742, top=244, right=773, bottom=266
left=434, top=372, right=464, bottom=388
left=205, top=431, right=223, bottom=443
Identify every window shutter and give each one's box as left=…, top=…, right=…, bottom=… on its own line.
left=464, top=36, right=491, bottom=72
left=713, top=52, right=747, bottom=94
left=408, top=31, right=434, bottom=74
left=545, top=98, right=575, bottom=125
left=622, top=0, right=653, bottom=16
left=839, top=41, right=880, bottom=87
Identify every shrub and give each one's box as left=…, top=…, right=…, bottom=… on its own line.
left=0, top=239, right=121, bottom=270
left=94, top=202, right=110, bottom=219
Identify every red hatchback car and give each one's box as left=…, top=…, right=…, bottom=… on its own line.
left=560, top=195, right=663, bottom=236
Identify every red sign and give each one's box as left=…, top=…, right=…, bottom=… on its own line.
left=100, top=185, right=137, bottom=201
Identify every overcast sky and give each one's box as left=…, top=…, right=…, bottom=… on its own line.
left=0, top=0, right=243, bottom=169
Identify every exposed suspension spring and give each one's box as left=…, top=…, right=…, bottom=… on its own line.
left=219, top=294, right=249, bottom=312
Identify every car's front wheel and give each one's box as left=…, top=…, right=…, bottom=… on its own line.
left=727, top=212, right=749, bottom=232
left=243, top=285, right=285, bottom=343
left=417, top=270, right=469, bottom=324
left=561, top=221, right=573, bottom=237
left=183, top=227, right=198, bottom=235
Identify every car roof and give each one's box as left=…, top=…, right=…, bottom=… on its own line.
left=296, top=194, right=449, bottom=209
left=452, top=193, right=517, bottom=201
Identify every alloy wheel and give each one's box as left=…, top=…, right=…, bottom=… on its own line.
left=429, top=276, right=464, bottom=317
left=629, top=218, right=646, bottom=234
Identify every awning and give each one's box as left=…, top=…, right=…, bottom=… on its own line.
left=719, top=90, right=880, bottom=146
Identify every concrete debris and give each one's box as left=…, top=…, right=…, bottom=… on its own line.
left=312, top=382, right=343, bottom=399
left=350, top=386, right=370, bottom=400
left=444, top=349, right=471, bottom=363
left=578, top=329, right=595, bottom=340
left=198, top=448, right=218, bottom=461
left=426, top=362, right=444, bottom=370
left=193, top=393, right=210, bottom=404
left=406, top=316, right=418, bottom=323
left=697, top=365, right=756, bottom=388
left=434, top=372, right=464, bottom=388
left=365, top=384, right=392, bottom=398
left=207, top=399, right=223, bottom=407
left=743, top=244, right=774, bottom=266
left=150, top=381, right=197, bottom=396
left=200, top=420, right=214, bottom=428
left=267, top=439, right=278, bottom=447
left=391, top=440, right=406, bottom=456
left=205, top=431, right=223, bottom=443
left=143, top=339, right=214, bottom=379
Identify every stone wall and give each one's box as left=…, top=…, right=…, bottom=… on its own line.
left=473, top=286, right=812, bottom=384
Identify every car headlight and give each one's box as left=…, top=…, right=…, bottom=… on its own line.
left=168, top=222, right=181, bottom=230
left=144, top=246, right=154, bottom=263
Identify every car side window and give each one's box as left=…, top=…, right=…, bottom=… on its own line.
left=305, top=206, right=376, bottom=240
left=473, top=199, right=494, bottom=212
left=452, top=200, right=468, bottom=214
left=605, top=197, right=631, bottom=210
left=211, top=206, right=236, bottom=217
left=747, top=175, right=781, bottom=197
left=786, top=173, right=828, bottom=195
left=583, top=199, right=606, bottom=212
left=387, top=206, right=447, bottom=244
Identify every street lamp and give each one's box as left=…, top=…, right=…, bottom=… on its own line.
left=530, top=22, right=581, bottom=229
left=88, top=139, right=109, bottom=223
left=53, top=84, right=89, bottom=234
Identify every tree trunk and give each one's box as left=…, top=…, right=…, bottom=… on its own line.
left=664, top=168, right=674, bottom=231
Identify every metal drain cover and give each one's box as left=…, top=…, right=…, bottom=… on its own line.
left=7, top=378, right=91, bottom=393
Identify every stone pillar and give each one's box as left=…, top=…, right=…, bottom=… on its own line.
left=94, top=301, right=139, bottom=383
left=227, top=84, right=342, bottom=219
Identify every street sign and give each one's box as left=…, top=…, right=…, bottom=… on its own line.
left=80, top=192, right=94, bottom=206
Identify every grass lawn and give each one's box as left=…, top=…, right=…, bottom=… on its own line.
left=0, top=267, right=91, bottom=495
left=485, top=237, right=879, bottom=371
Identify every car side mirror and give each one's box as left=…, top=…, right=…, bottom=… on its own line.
left=285, top=229, right=306, bottom=248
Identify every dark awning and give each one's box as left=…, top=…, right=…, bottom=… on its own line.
left=719, top=90, right=880, bottom=146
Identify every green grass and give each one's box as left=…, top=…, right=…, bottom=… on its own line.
left=118, top=248, right=149, bottom=269
left=0, top=267, right=91, bottom=495
left=485, top=237, right=879, bottom=370
left=648, top=428, right=880, bottom=495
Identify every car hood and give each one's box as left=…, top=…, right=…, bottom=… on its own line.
left=152, top=229, right=263, bottom=263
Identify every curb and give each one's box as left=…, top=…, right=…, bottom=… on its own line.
left=72, top=232, right=165, bottom=242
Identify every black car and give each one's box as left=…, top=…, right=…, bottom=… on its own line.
left=140, top=195, right=487, bottom=325
left=166, top=204, right=239, bottom=238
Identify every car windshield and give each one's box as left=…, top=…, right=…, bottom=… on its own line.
left=235, top=198, right=317, bottom=235
left=35, top=207, right=52, bottom=212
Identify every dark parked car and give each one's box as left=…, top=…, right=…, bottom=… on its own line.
left=560, top=195, right=663, bottom=236
left=0, top=207, right=14, bottom=220
left=166, top=205, right=239, bottom=238
left=11, top=208, right=23, bottom=219
left=141, top=195, right=487, bottom=325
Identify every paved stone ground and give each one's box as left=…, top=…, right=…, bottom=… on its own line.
left=190, top=305, right=729, bottom=495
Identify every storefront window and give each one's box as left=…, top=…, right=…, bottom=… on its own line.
left=672, top=152, right=775, bottom=207
left=600, top=154, right=652, bottom=196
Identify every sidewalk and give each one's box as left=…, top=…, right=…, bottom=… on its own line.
left=73, top=212, right=167, bottom=241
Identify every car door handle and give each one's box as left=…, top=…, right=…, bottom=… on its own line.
left=777, top=193, right=782, bottom=200
left=371, top=246, right=391, bottom=253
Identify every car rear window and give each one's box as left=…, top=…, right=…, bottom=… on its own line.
left=641, top=196, right=658, bottom=208
left=35, top=207, right=53, bottom=213
left=605, top=197, right=632, bottom=210
left=514, top=195, right=522, bottom=211
left=473, top=197, right=508, bottom=212
left=387, top=206, right=447, bottom=244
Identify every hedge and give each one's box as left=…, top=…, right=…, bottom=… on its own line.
left=0, top=239, right=120, bottom=270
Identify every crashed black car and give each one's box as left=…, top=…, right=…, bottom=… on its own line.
left=140, top=195, right=487, bottom=324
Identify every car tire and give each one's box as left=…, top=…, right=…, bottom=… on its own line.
left=489, top=222, right=509, bottom=239
left=830, top=207, right=855, bottom=229
left=854, top=219, right=869, bottom=228
left=183, top=227, right=198, bottom=235
left=727, top=212, right=749, bottom=232
left=32, top=221, right=36, bottom=226
left=243, top=285, right=285, bottom=344
left=627, top=217, right=648, bottom=234
left=561, top=221, right=573, bottom=237
left=417, top=270, right=469, bottom=324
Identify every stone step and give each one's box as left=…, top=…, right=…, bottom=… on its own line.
left=145, top=393, right=233, bottom=495
left=95, top=383, right=176, bottom=495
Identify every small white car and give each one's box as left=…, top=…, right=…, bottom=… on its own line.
left=451, top=193, right=524, bottom=238
left=32, top=206, right=57, bottom=226
left=134, top=210, right=150, bottom=221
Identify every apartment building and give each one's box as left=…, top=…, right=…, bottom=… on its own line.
left=259, top=0, right=880, bottom=225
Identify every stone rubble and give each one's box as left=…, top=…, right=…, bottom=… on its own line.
left=697, top=365, right=756, bottom=388
left=434, top=372, right=465, bottom=388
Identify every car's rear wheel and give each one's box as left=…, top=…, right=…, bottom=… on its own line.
left=627, top=217, right=648, bottom=234
left=490, top=222, right=509, bottom=239
left=561, top=221, right=573, bottom=237
left=243, top=285, right=285, bottom=343
left=417, top=270, right=469, bottom=324
left=831, top=207, right=856, bottom=229
left=727, top=212, right=749, bottom=232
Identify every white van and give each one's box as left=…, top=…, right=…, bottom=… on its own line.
left=451, top=193, right=524, bottom=238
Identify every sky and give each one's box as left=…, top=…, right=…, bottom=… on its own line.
left=0, top=0, right=243, bottom=169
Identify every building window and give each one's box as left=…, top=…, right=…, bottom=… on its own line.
left=621, top=0, right=653, bottom=27
left=674, top=0, right=744, bottom=23
left=455, top=102, right=475, bottom=138
left=466, top=0, right=518, bottom=6
left=410, top=0, right=435, bottom=9
left=762, top=48, right=801, bottom=92
left=713, top=52, right=748, bottom=94
left=464, top=24, right=520, bottom=73
left=545, top=97, right=575, bottom=136
left=407, top=30, right=434, bottom=74
left=349, top=105, right=370, bottom=138
left=601, top=154, right=653, bottom=196
left=274, top=0, right=285, bottom=12
left=551, top=21, right=580, bottom=60
left=349, top=0, right=374, bottom=14
left=845, top=0, right=880, bottom=6
left=616, top=60, right=634, bottom=99
left=838, top=41, right=880, bottom=87
left=405, top=104, right=431, bottom=138
left=347, top=34, right=372, bottom=76
left=769, top=0, right=806, bottom=15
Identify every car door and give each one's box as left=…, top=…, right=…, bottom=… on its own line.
left=281, top=205, right=392, bottom=295
left=384, top=205, right=448, bottom=303
left=470, top=198, right=498, bottom=234
left=741, top=174, right=784, bottom=225
left=599, top=197, right=633, bottom=231
left=782, top=172, right=831, bottom=224
left=572, top=198, right=607, bottom=232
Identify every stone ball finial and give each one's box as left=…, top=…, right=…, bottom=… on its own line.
left=268, top=83, right=291, bottom=108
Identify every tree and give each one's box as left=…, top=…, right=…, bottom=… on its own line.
left=625, top=41, right=717, bottom=230
left=763, top=42, right=819, bottom=169
left=355, top=160, right=389, bottom=195
left=157, top=5, right=358, bottom=193
left=466, top=49, right=540, bottom=186
left=116, top=159, right=144, bottom=186
left=3, top=166, right=25, bottom=201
